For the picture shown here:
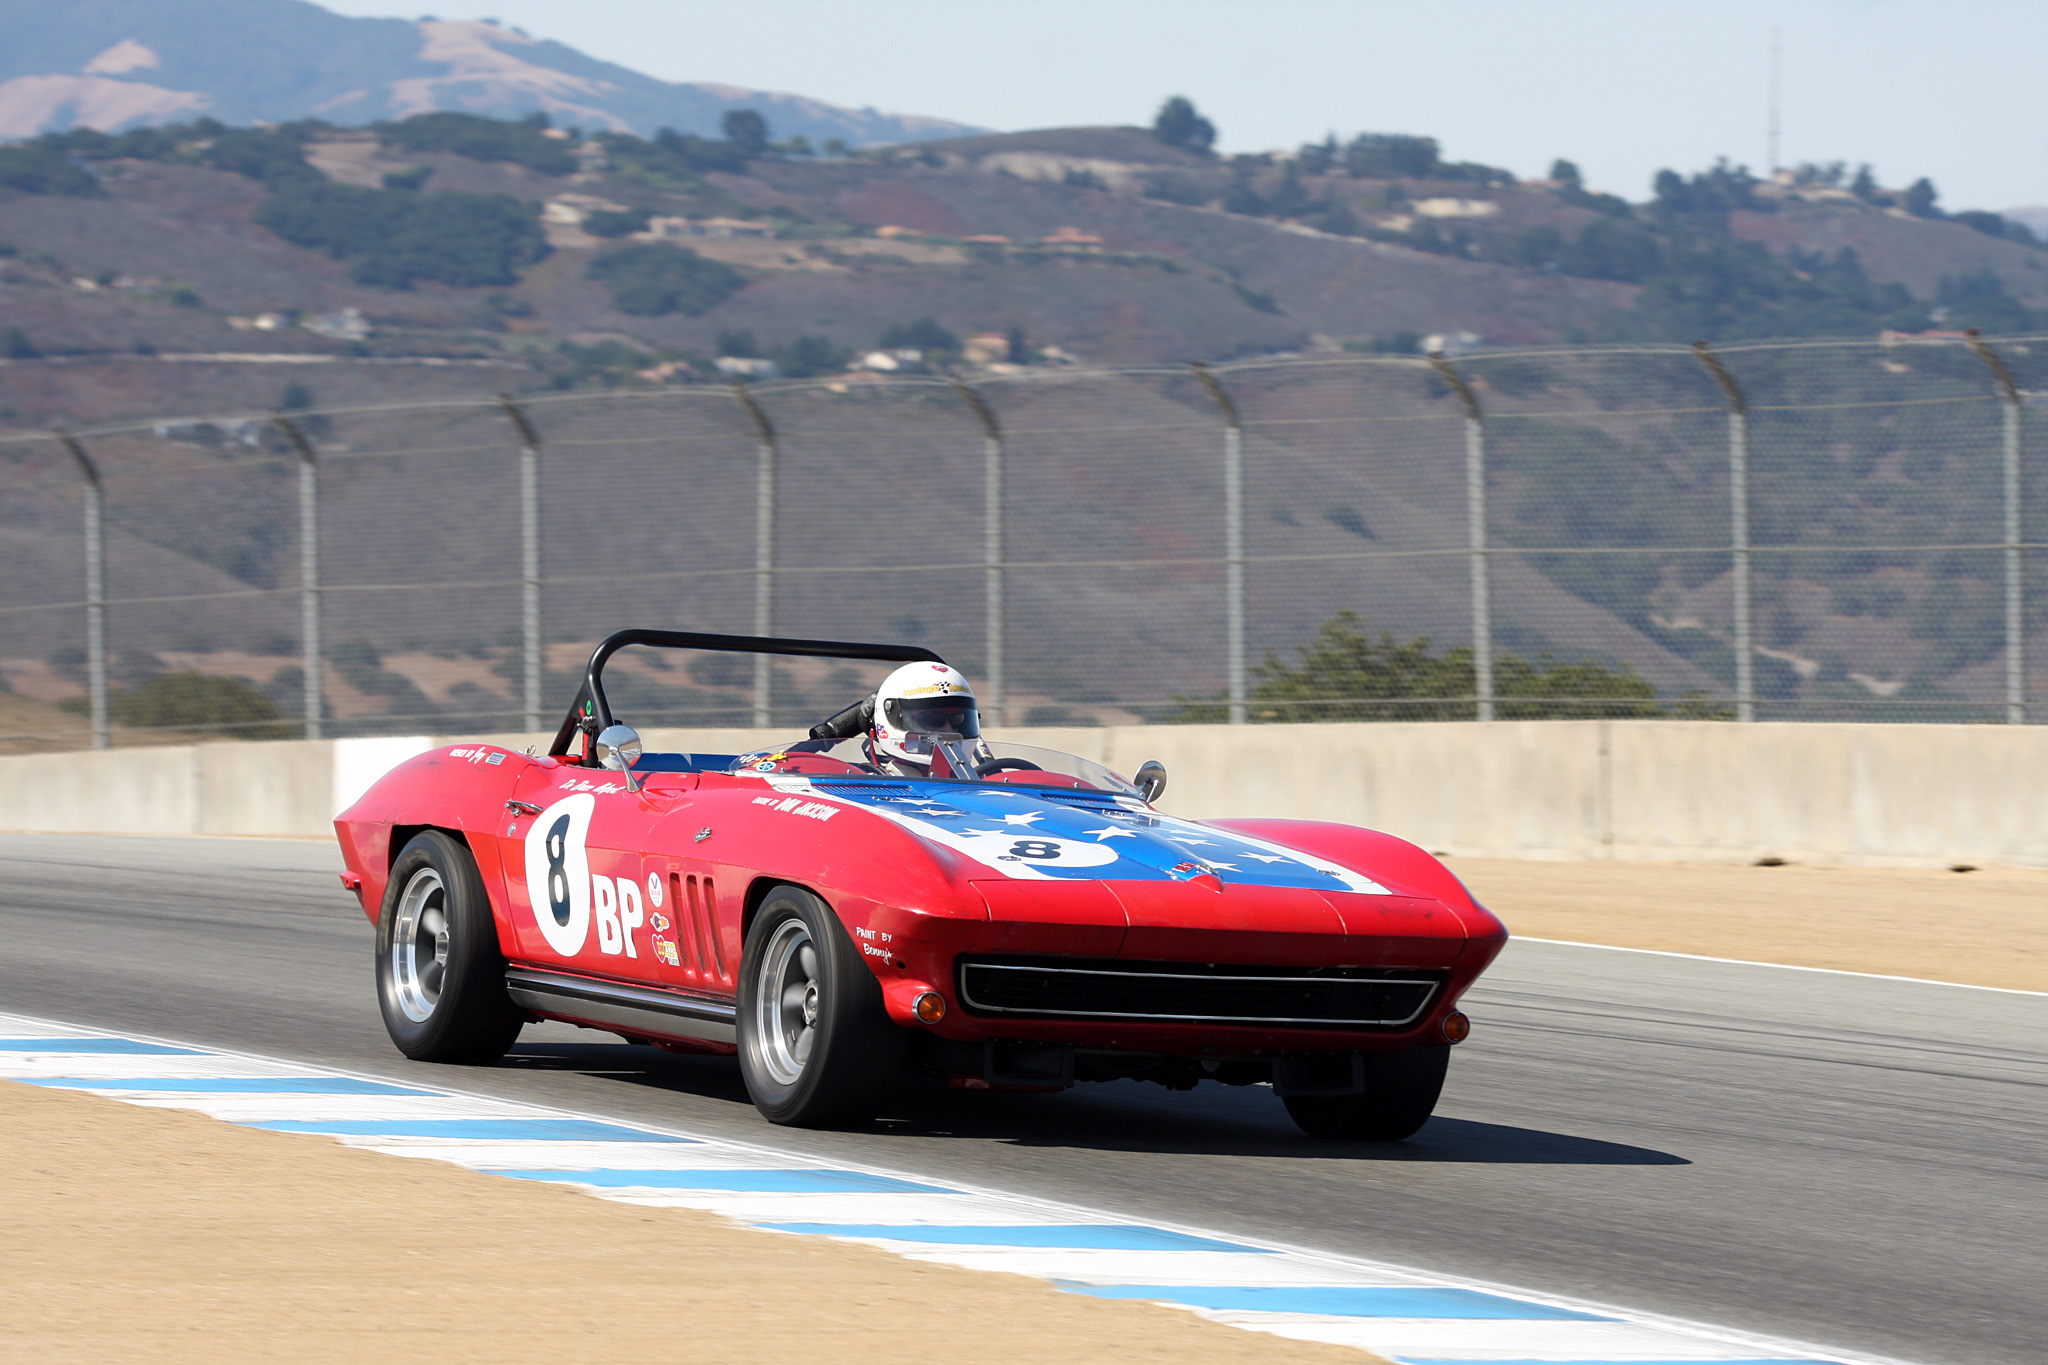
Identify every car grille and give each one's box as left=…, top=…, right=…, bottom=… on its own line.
left=957, top=956, right=1443, bottom=1028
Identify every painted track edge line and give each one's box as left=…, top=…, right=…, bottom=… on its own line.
left=0, top=1007, right=1917, bottom=1365
left=1513, top=937, right=2047, bottom=997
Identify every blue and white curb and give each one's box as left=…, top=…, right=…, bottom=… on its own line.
left=0, top=1012, right=1907, bottom=1365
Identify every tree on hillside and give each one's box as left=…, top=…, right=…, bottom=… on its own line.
left=1153, top=97, right=1216, bottom=154
left=722, top=109, right=770, bottom=157
left=587, top=243, right=746, bottom=316
left=1903, top=176, right=1941, bottom=218
left=1343, top=133, right=1438, bottom=179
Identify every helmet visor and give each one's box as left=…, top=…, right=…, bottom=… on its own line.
left=883, top=695, right=980, bottom=739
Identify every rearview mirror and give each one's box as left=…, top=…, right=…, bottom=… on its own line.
left=594, top=724, right=644, bottom=792
left=1134, top=760, right=1167, bottom=804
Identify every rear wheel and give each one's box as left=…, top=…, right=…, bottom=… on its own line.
left=1282, top=1046, right=1449, bottom=1140
left=375, top=830, right=525, bottom=1063
left=737, top=885, right=905, bottom=1127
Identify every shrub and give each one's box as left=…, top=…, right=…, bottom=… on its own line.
left=1172, top=610, right=1670, bottom=722
left=771, top=334, right=850, bottom=378
left=1153, top=97, right=1216, bottom=154
left=379, top=112, right=577, bottom=175
left=0, top=144, right=101, bottom=196
left=107, top=672, right=292, bottom=740
left=587, top=243, right=745, bottom=316
left=200, top=128, right=321, bottom=190
left=878, top=317, right=958, bottom=353
left=584, top=206, right=653, bottom=238
left=256, top=184, right=547, bottom=288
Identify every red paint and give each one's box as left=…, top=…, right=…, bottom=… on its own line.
left=336, top=743, right=1507, bottom=1064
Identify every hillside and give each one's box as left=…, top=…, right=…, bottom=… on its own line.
left=0, top=0, right=978, bottom=147
left=5, top=114, right=2048, bottom=733
left=7, top=118, right=2048, bottom=432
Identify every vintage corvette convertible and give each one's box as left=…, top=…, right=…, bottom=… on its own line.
left=335, top=630, right=1507, bottom=1139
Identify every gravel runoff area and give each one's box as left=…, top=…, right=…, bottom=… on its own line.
left=1, top=1081, right=1375, bottom=1365
left=1450, top=857, right=2047, bottom=994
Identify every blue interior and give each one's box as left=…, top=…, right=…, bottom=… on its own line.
left=634, top=752, right=739, bottom=773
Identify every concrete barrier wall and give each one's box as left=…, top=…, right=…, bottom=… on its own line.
left=2, top=721, right=2043, bottom=868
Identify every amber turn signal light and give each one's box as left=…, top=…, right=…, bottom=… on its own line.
left=1441, top=1010, right=1471, bottom=1044
left=913, top=991, right=947, bottom=1024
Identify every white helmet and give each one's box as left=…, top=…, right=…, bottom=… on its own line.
left=870, top=662, right=980, bottom=772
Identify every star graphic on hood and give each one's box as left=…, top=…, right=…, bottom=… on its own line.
left=1000, top=812, right=1044, bottom=826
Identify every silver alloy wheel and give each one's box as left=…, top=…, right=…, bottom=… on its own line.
left=391, top=866, right=450, bottom=1023
left=752, top=918, right=821, bottom=1087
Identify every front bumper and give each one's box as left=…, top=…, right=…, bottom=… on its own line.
left=865, top=877, right=1503, bottom=1056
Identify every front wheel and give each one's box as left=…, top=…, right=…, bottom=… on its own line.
left=1282, top=1046, right=1450, bottom=1140
left=737, top=886, right=905, bottom=1127
left=375, top=830, right=524, bottom=1063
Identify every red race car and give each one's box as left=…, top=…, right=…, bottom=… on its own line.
left=335, top=630, right=1507, bottom=1138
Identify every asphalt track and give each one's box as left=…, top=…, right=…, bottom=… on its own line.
left=1, top=833, right=2040, bottom=1365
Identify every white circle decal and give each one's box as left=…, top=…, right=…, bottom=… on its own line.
left=647, top=871, right=664, bottom=907
left=956, top=832, right=1122, bottom=869
left=523, top=793, right=595, bottom=956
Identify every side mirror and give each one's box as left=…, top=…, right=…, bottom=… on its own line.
left=594, top=724, right=644, bottom=792
left=1134, top=760, right=1167, bottom=804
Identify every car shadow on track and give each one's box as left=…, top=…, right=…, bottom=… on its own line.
left=872, top=1081, right=1690, bottom=1165
left=494, top=1040, right=1687, bottom=1166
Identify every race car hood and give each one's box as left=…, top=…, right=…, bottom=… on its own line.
left=762, top=773, right=1389, bottom=896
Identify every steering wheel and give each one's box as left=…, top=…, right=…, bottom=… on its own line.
left=975, top=757, right=1044, bottom=777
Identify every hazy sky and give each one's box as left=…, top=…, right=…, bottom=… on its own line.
left=315, top=0, right=2048, bottom=211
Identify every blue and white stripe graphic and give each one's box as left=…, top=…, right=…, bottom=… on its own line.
left=761, top=774, right=1391, bottom=892
left=0, top=1013, right=1905, bottom=1365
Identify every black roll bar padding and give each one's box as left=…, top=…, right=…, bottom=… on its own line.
left=549, top=629, right=946, bottom=761
left=807, top=694, right=876, bottom=742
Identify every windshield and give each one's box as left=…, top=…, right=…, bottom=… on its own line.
left=730, top=735, right=1142, bottom=798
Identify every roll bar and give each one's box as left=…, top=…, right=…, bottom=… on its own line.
left=549, top=629, right=946, bottom=761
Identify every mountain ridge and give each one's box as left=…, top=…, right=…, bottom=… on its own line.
left=0, top=0, right=980, bottom=147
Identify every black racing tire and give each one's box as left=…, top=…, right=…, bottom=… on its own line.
left=1281, top=1046, right=1450, bottom=1141
left=737, top=885, right=907, bottom=1127
left=375, top=830, right=525, bottom=1063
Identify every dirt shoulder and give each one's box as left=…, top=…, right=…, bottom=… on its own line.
left=0, top=1083, right=1373, bottom=1365
left=1449, top=857, right=2048, bottom=993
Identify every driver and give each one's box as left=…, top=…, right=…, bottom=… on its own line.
left=782, top=661, right=988, bottom=778
left=865, top=662, right=985, bottom=777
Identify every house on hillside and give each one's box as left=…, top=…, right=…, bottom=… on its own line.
left=542, top=194, right=628, bottom=226
left=644, top=216, right=773, bottom=240
left=1039, top=226, right=1103, bottom=251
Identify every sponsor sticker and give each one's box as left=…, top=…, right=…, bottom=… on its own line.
left=749, top=795, right=838, bottom=822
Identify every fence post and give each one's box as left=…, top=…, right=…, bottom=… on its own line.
left=55, top=429, right=108, bottom=750
left=1429, top=352, right=1492, bottom=721
left=499, top=396, right=544, bottom=735
left=1967, top=330, right=2025, bottom=724
left=1191, top=365, right=1246, bottom=725
left=951, top=379, right=1007, bottom=725
left=732, top=382, right=777, bottom=728
left=1693, top=342, right=1753, bottom=723
left=271, top=413, right=323, bottom=740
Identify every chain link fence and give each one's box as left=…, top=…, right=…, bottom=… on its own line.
left=5, top=334, right=2046, bottom=749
